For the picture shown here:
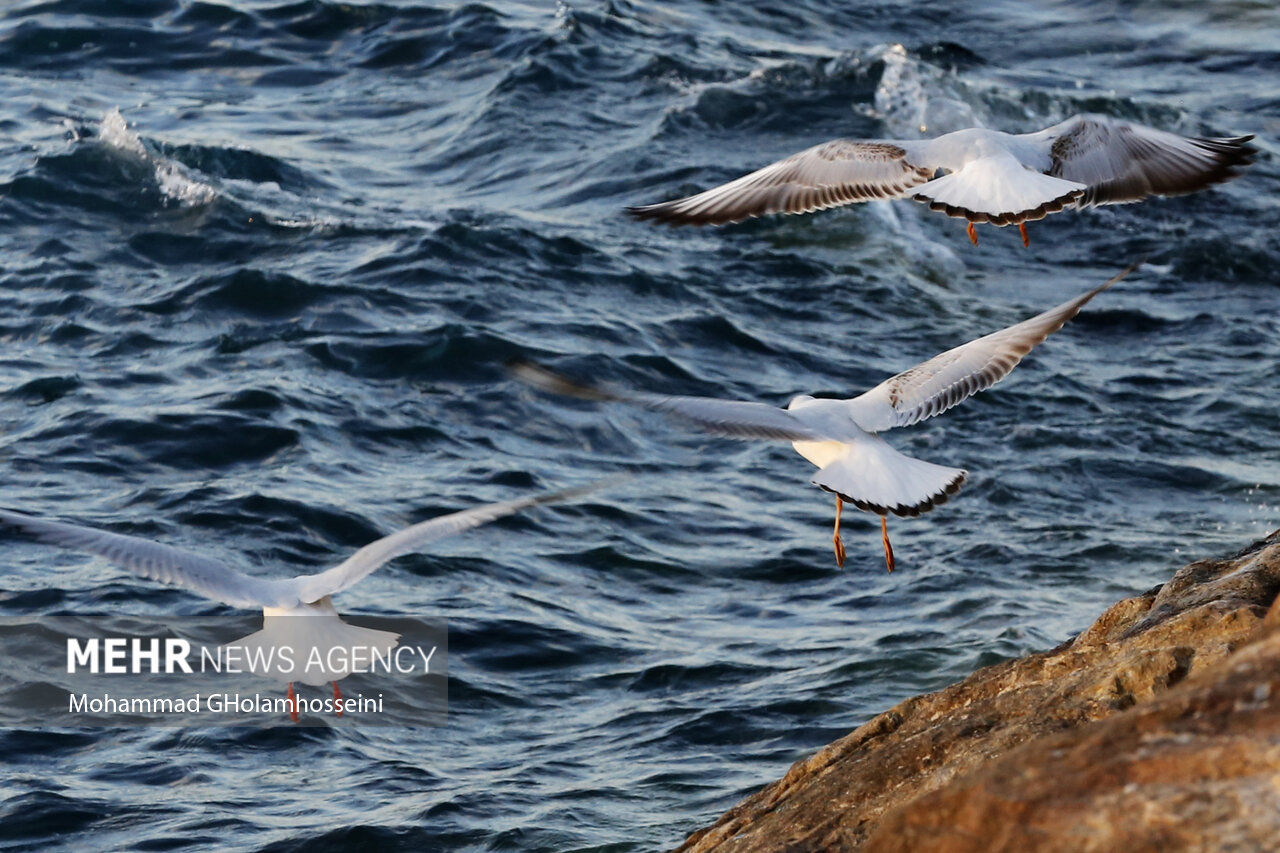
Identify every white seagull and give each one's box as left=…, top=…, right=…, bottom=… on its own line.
left=628, top=114, right=1255, bottom=246
left=0, top=486, right=591, bottom=720
left=515, top=265, right=1135, bottom=571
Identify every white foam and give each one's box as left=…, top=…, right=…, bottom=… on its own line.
left=98, top=107, right=147, bottom=157
left=154, top=160, right=218, bottom=206
left=867, top=44, right=981, bottom=138
left=97, top=108, right=218, bottom=207
left=874, top=45, right=929, bottom=134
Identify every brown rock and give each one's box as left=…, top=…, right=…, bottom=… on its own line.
left=675, top=531, right=1280, bottom=853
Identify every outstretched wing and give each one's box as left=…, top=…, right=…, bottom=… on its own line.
left=293, top=484, right=598, bottom=603
left=511, top=360, right=826, bottom=441
left=627, top=139, right=936, bottom=226
left=0, top=508, right=295, bottom=609
left=1026, top=114, right=1256, bottom=207
left=845, top=263, right=1137, bottom=433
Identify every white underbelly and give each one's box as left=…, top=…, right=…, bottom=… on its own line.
left=791, top=440, right=849, bottom=470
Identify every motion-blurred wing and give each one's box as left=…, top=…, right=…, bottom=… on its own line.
left=846, top=263, right=1136, bottom=432
left=512, top=360, right=826, bottom=441
left=627, top=139, right=935, bottom=225
left=0, top=508, right=294, bottom=609
left=1027, top=114, right=1256, bottom=207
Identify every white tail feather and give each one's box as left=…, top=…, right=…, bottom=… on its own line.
left=914, top=154, right=1085, bottom=224
left=807, top=434, right=966, bottom=518
left=225, top=597, right=400, bottom=686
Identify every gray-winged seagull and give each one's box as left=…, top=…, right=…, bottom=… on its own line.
left=515, top=265, right=1136, bottom=571
left=0, top=485, right=593, bottom=720
left=628, top=115, right=1254, bottom=246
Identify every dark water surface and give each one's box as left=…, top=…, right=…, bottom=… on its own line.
left=0, top=0, right=1277, bottom=850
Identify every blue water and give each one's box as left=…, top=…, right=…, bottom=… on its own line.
left=0, top=0, right=1277, bottom=850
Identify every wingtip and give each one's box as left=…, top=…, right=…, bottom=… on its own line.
left=624, top=200, right=718, bottom=227
left=1196, top=133, right=1257, bottom=154
left=533, top=475, right=628, bottom=508
left=625, top=202, right=689, bottom=226
left=508, top=358, right=618, bottom=403
left=1066, top=258, right=1143, bottom=314
left=1098, top=257, right=1146, bottom=292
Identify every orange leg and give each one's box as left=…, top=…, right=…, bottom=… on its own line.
left=286, top=682, right=300, bottom=724
left=333, top=681, right=343, bottom=716
left=966, top=221, right=978, bottom=245
left=880, top=516, right=895, bottom=574
left=832, top=496, right=846, bottom=568
left=1019, top=222, right=1029, bottom=248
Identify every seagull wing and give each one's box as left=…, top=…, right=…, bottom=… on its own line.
left=845, top=263, right=1136, bottom=432
left=512, top=360, right=827, bottom=441
left=627, top=139, right=936, bottom=226
left=0, top=508, right=295, bottom=609
left=1026, top=114, right=1256, bottom=207
left=293, top=485, right=598, bottom=603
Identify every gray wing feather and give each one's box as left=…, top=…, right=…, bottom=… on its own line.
left=293, top=485, right=598, bottom=603
left=846, top=263, right=1137, bottom=432
left=1028, top=115, right=1255, bottom=207
left=628, top=140, right=936, bottom=226
left=512, top=360, right=826, bottom=441
left=0, top=508, right=295, bottom=609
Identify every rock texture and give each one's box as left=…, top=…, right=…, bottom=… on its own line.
left=676, top=531, right=1280, bottom=853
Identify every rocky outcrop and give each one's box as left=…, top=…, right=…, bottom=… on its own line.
left=677, top=531, right=1280, bottom=853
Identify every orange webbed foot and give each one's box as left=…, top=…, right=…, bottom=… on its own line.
left=333, top=681, right=343, bottom=717
left=287, top=682, right=300, bottom=724
left=1019, top=222, right=1029, bottom=248
left=966, top=221, right=978, bottom=245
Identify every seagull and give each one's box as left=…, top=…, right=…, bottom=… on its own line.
left=0, top=485, right=592, bottom=721
left=514, top=264, right=1135, bottom=571
left=627, top=114, right=1255, bottom=246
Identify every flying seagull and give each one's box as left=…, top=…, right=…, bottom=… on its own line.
left=0, top=485, right=593, bottom=721
left=514, top=264, right=1135, bottom=571
left=627, top=114, right=1255, bottom=246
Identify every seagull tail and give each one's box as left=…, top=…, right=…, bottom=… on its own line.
left=809, top=434, right=966, bottom=518
left=913, top=155, right=1085, bottom=226
left=226, top=598, right=400, bottom=687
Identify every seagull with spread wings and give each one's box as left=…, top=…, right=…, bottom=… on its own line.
left=628, top=114, right=1254, bottom=246
left=515, top=265, right=1135, bottom=571
left=0, top=485, right=591, bottom=721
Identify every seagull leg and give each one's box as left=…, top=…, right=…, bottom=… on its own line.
left=966, top=221, right=978, bottom=245
left=286, top=682, right=300, bottom=724
left=880, top=516, right=896, bottom=574
left=832, top=496, right=846, bottom=568
left=333, top=681, right=343, bottom=717
left=1019, top=222, right=1030, bottom=248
